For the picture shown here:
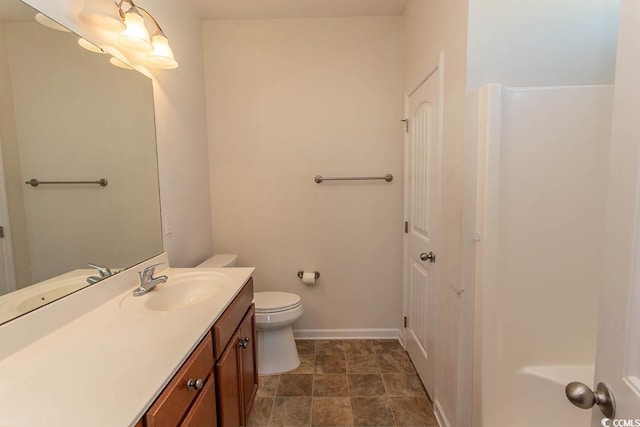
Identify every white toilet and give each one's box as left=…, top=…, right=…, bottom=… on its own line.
left=196, top=254, right=303, bottom=375
left=253, top=291, right=303, bottom=375
left=196, top=253, right=238, bottom=268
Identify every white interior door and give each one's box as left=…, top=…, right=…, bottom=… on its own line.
left=404, top=56, right=442, bottom=398
left=586, top=1, right=640, bottom=423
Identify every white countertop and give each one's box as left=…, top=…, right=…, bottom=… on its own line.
left=0, top=262, right=254, bottom=427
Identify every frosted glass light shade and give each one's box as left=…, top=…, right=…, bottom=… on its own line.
left=79, top=0, right=125, bottom=32
left=109, top=57, right=133, bottom=70
left=78, top=38, right=105, bottom=54
left=147, top=34, right=178, bottom=69
left=35, top=13, right=70, bottom=32
left=80, top=13, right=126, bottom=32
left=117, top=8, right=152, bottom=52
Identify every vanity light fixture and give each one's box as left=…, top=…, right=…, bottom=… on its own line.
left=79, top=0, right=126, bottom=32
left=116, top=0, right=179, bottom=69
left=117, top=3, right=152, bottom=51
left=102, top=45, right=135, bottom=70
left=78, top=38, right=106, bottom=54
left=147, top=31, right=178, bottom=69
left=109, top=57, right=134, bottom=69
left=35, top=13, right=70, bottom=32
left=44, top=0, right=178, bottom=71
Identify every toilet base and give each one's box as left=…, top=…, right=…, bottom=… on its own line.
left=257, top=326, right=300, bottom=375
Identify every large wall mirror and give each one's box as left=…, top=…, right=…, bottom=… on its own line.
left=0, top=0, right=162, bottom=324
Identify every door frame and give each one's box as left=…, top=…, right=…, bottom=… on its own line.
left=402, top=51, right=445, bottom=389
left=0, top=140, right=16, bottom=295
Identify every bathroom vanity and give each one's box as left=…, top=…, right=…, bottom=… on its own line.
left=0, top=255, right=257, bottom=427
left=141, top=277, right=258, bottom=427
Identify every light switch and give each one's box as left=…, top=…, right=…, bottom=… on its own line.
left=164, top=215, right=173, bottom=235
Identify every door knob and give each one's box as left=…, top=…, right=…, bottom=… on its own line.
left=239, top=337, right=250, bottom=349
left=565, top=382, right=615, bottom=418
left=420, top=252, right=436, bottom=263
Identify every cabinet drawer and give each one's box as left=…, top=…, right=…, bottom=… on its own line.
left=145, top=333, right=214, bottom=427
left=213, top=278, right=253, bottom=359
left=180, top=376, right=217, bottom=427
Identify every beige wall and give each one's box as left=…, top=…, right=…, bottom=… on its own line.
left=404, top=0, right=469, bottom=425
left=466, top=0, right=619, bottom=90
left=203, top=17, right=404, bottom=331
left=0, top=22, right=30, bottom=289
left=22, top=0, right=213, bottom=268
left=140, top=0, right=213, bottom=267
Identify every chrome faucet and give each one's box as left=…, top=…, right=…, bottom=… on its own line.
left=133, top=263, right=168, bottom=296
left=87, top=263, right=117, bottom=285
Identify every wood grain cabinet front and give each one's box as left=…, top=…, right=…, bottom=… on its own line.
left=144, top=333, right=215, bottom=427
left=214, top=279, right=258, bottom=427
left=238, top=305, right=258, bottom=420
left=215, top=329, right=242, bottom=427
left=180, top=377, right=217, bottom=427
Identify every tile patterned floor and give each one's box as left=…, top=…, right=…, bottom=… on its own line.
left=247, top=339, right=438, bottom=426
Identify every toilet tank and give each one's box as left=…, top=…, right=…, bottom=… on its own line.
left=196, top=254, right=237, bottom=268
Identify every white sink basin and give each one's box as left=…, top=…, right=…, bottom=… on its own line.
left=16, top=282, right=86, bottom=312
left=122, top=271, right=228, bottom=312
left=0, top=273, right=90, bottom=322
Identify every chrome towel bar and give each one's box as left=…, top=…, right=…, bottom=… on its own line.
left=314, top=174, right=393, bottom=184
left=25, top=178, right=108, bottom=187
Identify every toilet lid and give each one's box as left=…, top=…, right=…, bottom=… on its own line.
left=254, top=291, right=301, bottom=313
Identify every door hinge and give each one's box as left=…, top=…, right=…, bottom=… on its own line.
left=401, top=118, right=409, bottom=133
left=0, top=226, right=4, bottom=238
left=404, top=221, right=408, bottom=233
left=403, top=316, right=408, bottom=328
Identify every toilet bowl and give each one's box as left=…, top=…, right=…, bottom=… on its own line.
left=254, top=291, right=303, bottom=375
left=196, top=254, right=303, bottom=375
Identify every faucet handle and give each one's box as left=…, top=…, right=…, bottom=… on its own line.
left=88, top=263, right=112, bottom=278
left=140, top=262, right=166, bottom=280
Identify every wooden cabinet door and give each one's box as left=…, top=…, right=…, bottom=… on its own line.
left=238, top=305, right=258, bottom=423
left=215, top=330, right=241, bottom=427
left=146, top=334, right=214, bottom=427
left=180, top=376, right=217, bottom=427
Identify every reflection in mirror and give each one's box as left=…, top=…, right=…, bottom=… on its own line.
left=0, top=0, right=162, bottom=324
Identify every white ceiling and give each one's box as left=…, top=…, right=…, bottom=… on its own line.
left=187, top=0, right=409, bottom=20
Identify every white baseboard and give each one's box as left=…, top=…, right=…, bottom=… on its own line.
left=293, top=328, right=401, bottom=340
left=434, top=399, right=451, bottom=427
left=398, top=327, right=406, bottom=346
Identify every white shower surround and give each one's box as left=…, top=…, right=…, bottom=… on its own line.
left=473, top=84, right=613, bottom=427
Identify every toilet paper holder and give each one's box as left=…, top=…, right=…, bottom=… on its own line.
left=297, top=270, right=320, bottom=279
